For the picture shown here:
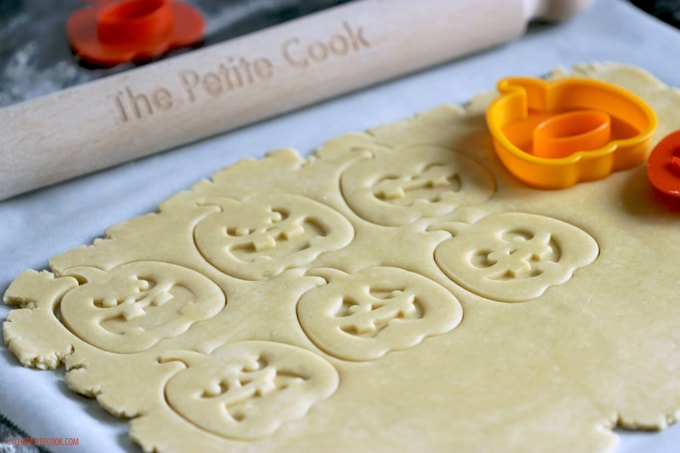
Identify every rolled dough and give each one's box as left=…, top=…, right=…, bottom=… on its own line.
left=4, top=62, right=680, bottom=453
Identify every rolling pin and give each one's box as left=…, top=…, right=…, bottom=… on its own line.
left=0, top=0, right=593, bottom=200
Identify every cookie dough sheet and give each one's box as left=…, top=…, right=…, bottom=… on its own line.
left=2, top=1, right=680, bottom=452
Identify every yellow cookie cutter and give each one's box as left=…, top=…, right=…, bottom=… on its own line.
left=486, top=76, right=657, bottom=189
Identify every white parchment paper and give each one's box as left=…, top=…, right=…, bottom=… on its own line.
left=1, top=0, right=679, bottom=451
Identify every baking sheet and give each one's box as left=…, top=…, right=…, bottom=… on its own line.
left=1, top=0, right=680, bottom=451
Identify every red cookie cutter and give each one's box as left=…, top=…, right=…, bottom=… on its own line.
left=486, top=77, right=658, bottom=189
left=647, top=130, right=680, bottom=198
left=67, top=0, right=205, bottom=66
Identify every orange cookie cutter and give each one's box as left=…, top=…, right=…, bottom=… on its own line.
left=67, top=0, right=205, bottom=66
left=647, top=130, right=680, bottom=198
left=486, top=76, right=657, bottom=189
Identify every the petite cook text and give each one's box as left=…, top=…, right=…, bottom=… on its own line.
left=113, top=21, right=371, bottom=123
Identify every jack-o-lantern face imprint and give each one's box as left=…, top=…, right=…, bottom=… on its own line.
left=161, top=341, right=338, bottom=440
left=60, top=262, right=225, bottom=353
left=297, top=267, right=462, bottom=361
left=434, top=212, right=599, bottom=302
left=340, top=146, right=496, bottom=226
left=194, top=194, right=354, bottom=280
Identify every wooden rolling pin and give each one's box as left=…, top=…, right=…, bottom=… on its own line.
left=0, top=0, right=592, bottom=200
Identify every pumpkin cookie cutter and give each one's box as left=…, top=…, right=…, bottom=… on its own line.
left=486, top=76, right=657, bottom=189
left=67, top=0, right=205, bottom=66
left=647, top=130, right=680, bottom=198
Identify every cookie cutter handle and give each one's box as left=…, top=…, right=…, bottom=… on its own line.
left=532, top=110, right=611, bottom=158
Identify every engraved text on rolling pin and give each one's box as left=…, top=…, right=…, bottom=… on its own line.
left=112, top=21, right=371, bottom=123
